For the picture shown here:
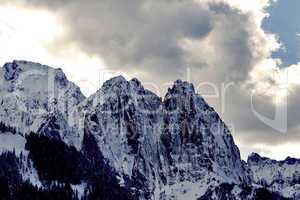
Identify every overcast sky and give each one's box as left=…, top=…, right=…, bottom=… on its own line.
left=0, top=0, right=300, bottom=160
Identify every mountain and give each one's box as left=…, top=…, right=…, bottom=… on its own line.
left=248, top=153, right=300, bottom=199
left=0, top=60, right=296, bottom=199
left=0, top=60, right=84, bottom=146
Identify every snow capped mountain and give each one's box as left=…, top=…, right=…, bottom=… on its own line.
left=158, top=79, right=251, bottom=199
left=80, top=75, right=163, bottom=199
left=161, top=80, right=249, bottom=183
left=0, top=60, right=85, bottom=134
left=0, top=61, right=86, bottom=194
left=0, top=60, right=297, bottom=199
left=248, top=153, right=300, bottom=199
left=78, top=75, right=253, bottom=199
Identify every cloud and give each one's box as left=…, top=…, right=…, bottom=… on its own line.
left=30, top=0, right=213, bottom=80
left=10, top=0, right=276, bottom=84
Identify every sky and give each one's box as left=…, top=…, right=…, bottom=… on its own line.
left=0, top=0, right=300, bottom=160
left=263, top=0, right=300, bottom=67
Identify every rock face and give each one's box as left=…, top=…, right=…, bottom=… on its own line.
left=0, top=61, right=296, bottom=200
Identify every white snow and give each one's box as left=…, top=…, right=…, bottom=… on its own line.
left=0, top=133, right=26, bottom=155
left=71, top=182, right=88, bottom=200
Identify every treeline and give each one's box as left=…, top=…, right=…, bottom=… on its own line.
left=0, top=124, right=135, bottom=199
left=15, top=181, right=77, bottom=200
left=0, top=151, right=78, bottom=200
left=25, top=131, right=134, bottom=200
left=25, top=132, right=91, bottom=184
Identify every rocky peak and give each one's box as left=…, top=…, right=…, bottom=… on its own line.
left=102, top=75, right=127, bottom=89
left=3, top=60, right=67, bottom=81
left=129, top=78, right=145, bottom=93
left=100, top=76, right=152, bottom=96
left=173, top=79, right=195, bottom=90
left=54, top=68, right=68, bottom=88
left=247, top=152, right=265, bottom=164
left=91, top=76, right=161, bottom=114
left=282, top=157, right=300, bottom=165
left=247, top=152, right=300, bottom=199
left=158, top=79, right=250, bottom=189
left=166, top=79, right=195, bottom=97
left=0, top=60, right=85, bottom=134
left=247, top=153, right=282, bottom=165
left=3, top=60, right=22, bottom=81
left=164, top=79, right=210, bottom=114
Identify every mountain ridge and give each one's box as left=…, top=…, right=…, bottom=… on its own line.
left=0, top=60, right=297, bottom=199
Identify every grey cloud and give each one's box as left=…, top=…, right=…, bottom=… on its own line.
left=17, top=0, right=261, bottom=84
left=220, top=84, right=300, bottom=147
left=42, top=0, right=212, bottom=73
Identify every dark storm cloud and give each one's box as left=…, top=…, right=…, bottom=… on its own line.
left=13, top=0, right=265, bottom=84
left=27, top=0, right=212, bottom=76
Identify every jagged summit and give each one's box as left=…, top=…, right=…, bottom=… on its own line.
left=100, top=75, right=155, bottom=96
left=102, top=75, right=127, bottom=88
left=3, top=60, right=62, bottom=71
left=0, top=60, right=85, bottom=134
left=2, top=60, right=65, bottom=82
left=283, top=156, right=300, bottom=165
left=0, top=60, right=83, bottom=93
left=172, top=79, right=195, bottom=92
left=248, top=152, right=300, bottom=165
left=1, top=60, right=79, bottom=93
left=247, top=152, right=268, bottom=163
left=165, top=79, right=195, bottom=99
left=248, top=152, right=300, bottom=199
